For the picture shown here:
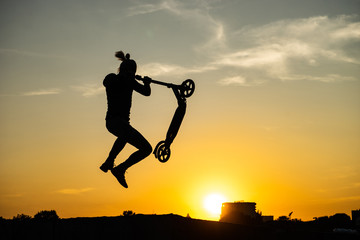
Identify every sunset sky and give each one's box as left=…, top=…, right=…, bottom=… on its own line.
left=1, top=0, right=359, bottom=221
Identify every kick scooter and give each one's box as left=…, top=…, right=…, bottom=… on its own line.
left=135, top=75, right=195, bottom=163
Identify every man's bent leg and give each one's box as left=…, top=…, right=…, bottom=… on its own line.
left=101, top=118, right=128, bottom=173
left=100, top=137, right=126, bottom=173
left=120, top=125, right=152, bottom=170
left=109, top=124, right=151, bottom=188
left=108, top=137, right=127, bottom=161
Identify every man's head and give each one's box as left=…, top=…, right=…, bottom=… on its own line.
left=115, top=51, right=137, bottom=75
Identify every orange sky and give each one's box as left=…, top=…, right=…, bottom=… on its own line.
left=1, top=0, right=359, bottom=221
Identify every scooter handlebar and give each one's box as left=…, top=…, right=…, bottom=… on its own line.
left=135, top=75, right=195, bottom=98
left=135, top=75, right=145, bottom=81
left=135, top=75, right=173, bottom=87
left=135, top=75, right=152, bottom=83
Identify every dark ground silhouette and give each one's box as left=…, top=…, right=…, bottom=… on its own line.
left=1, top=214, right=359, bottom=240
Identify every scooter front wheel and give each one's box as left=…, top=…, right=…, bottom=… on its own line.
left=180, top=79, right=195, bottom=98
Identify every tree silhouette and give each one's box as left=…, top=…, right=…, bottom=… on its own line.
left=122, top=210, right=135, bottom=217
left=34, top=210, right=59, bottom=221
left=12, top=214, right=32, bottom=222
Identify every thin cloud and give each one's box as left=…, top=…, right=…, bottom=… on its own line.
left=139, top=62, right=186, bottom=77
left=128, top=2, right=359, bottom=86
left=279, top=74, right=357, bottom=83
left=214, top=15, right=360, bottom=85
left=139, top=62, right=217, bottom=78
left=22, top=88, right=61, bottom=96
left=128, top=0, right=203, bottom=18
left=128, top=0, right=226, bottom=52
left=2, top=193, right=23, bottom=198
left=216, top=44, right=288, bottom=68
left=56, top=187, right=94, bottom=195
left=218, top=75, right=264, bottom=86
left=326, top=195, right=360, bottom=203
left=0, top=48, right=66, bottom=59
left=125, top=1, right=226, bottom=79
left=127, top=2, right=170, bottom=16
left=218, top=76, right=247, bottom=86
left=71, top=84, right=103, bottom=97
left=331, top=21, right=360, bottom=39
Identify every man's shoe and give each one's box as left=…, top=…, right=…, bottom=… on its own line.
left=100, top=160, right=114, bottom=173
left=111, top=165, right=128, bottom=188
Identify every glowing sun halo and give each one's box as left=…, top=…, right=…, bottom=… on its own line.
left=203, top=193, right=227, bottom=215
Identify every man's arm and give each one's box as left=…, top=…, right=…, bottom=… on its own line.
left=133, top=77, right=151, bottom=96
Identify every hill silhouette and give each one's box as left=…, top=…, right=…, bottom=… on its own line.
left=1, top=214, right=358, bottom=240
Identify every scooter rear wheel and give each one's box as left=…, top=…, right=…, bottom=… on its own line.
left=154, top=141, right=171, bottom=163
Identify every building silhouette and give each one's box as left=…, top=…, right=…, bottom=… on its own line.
left=221, top=202, right=257, bottom=218
left=220, top=201, right=273, bottom=224
left=220, top=201, right=257, bottom=224
left=352, top=209, right=360, bottom=228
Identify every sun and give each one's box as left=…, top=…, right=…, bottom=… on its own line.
left=203, top=193, right=227, bottom=215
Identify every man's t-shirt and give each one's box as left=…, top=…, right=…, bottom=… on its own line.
left=104, top=73, right=134, bottom=121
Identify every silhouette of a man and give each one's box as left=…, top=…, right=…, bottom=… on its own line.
left=100, top=51, right=152, bottom=188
